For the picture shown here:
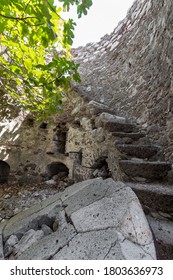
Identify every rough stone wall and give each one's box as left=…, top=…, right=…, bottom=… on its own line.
left=0, top=92, right=134, bottom=184
left=73, top=0, right=173, bottom=161
left=0, top=110, right=74, bottom=183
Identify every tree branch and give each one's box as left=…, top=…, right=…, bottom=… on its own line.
left=27, top=22, right=44, bottom=27
left=0, top=13, right=37, bottom=21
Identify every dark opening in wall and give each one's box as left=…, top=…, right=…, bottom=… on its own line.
left=46, top=162, right=69, bottom=179
left=39, top=122, right=48, bottom=129
left=53, top=124, right=67, bottom=154
left=0, top=160, right=10, bottom=184
left=92, top=157, right=111, bottom=179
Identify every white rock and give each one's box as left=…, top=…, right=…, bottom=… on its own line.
left=41, top=224, right=53, bottom=236
left=45, top=179, right=56, bottom=185
left=4, top=235, right=19, bottom=258
left=13, top=208, right=20, bottom=215
left=13, top=229, right=44, bottom=256
left=6, top=235, right=18, bottom=247
left=4, top=194, right=11, bottom=199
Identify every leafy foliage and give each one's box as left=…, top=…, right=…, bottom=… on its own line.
left=0, top=0, right=92, bottom=119
left=59, top=0, right=93, bottom=17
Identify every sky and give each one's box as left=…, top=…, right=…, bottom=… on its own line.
left=56, top=0, right=135, bottom=47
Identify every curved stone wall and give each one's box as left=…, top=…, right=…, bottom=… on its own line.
left=73, top=0, right=173, bottom=161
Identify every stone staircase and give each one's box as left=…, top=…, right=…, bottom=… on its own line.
left=93, top=109, right=172, bottom=183
left=71, top=92, right=172, bottom=183
left=79, top=98, right=173, bottom=259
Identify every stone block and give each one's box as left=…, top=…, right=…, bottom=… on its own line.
left=16, top=224, right=76, bottom=260
left=119, top=160, right=172, bottom=180
left=129, top=182, right=173, bottom=213
left=52, top=229, right=120, bottom=260
left=13, top=229, right=44, bottom=258
left=147, top=215, right=173, bottom=246
left=63, top=178, right=115, bottom=216
left=86, top=100, right=114, bottom=116
left=73, top=165, right=94, bottom=182
left=116, top=144, right=160, bottom=159
left=60, top=177, right=103, bottom=202
left=95, top=113, right=136, bottom=132
left=115, top=232, right=156, bottom=260
left=70, top=187, right=135, bottom=232
left=118, top=200, right=152, bottom=245
left=111, top=132, right=145, bottom=141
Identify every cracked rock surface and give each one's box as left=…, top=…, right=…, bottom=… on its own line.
left=0, top=178, right=156, bottom=260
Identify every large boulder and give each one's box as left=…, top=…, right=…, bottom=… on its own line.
left=0, top=178, right=157, bottom=260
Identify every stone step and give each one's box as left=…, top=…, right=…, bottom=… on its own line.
left=127, top=182, right=173, bottom=259
left=146, top=214, right=173, bottom=260
left=128, top=182, right=173, bottom=213
left=147, top=214, right=173, bottom=244
left=112, top=132, right=145, bottom=141
left=106, top=122, right=137, bottom=133
left=116, top=144, right=160, bottom=159
left=86, top=100, right=115, bottom=116
left=119, top=160, right=172, bottom=180
left=95, top=112, right=137, bottom=132
left=119, top=181, right=173, bottom=259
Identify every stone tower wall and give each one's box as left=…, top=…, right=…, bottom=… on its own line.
left=73, top=0, right=173, bottom=161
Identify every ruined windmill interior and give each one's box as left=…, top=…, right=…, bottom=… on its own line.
left=0, top=0, right=173, bottom=260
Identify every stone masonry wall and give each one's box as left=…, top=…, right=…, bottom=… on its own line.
left=73, top=0, right=173, bottom=161
left=0, top=109, right=74, bottom=183
left=0, top=88, right=122, bottom=183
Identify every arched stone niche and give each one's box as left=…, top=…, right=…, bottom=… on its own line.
left=46, top=162, right=69, bottom=180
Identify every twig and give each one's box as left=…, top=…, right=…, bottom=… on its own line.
left=0, top=13, right=37, bottom=21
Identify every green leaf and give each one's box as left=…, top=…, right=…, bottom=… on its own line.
left=0, top=0, right=93, bottom=119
